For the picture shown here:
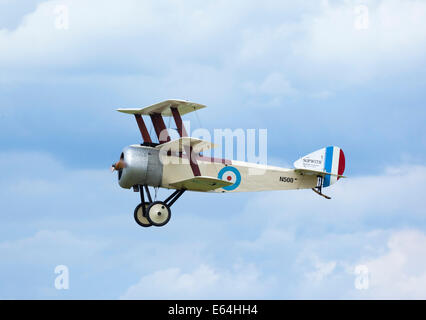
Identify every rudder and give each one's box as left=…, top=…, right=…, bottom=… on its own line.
left=293, top=146, right=346, bottom=187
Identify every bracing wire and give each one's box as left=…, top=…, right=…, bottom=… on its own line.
left=194, top=108, right=203, bottom=129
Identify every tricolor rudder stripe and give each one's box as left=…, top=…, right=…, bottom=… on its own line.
left=323, top=146, right=345, bottom=187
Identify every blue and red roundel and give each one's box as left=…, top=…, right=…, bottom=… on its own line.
left=218, top=166, right=241, bottom=191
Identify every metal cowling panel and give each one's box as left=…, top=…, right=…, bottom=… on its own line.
left=118, top=146, right=163, bottom=189
left=146, top=148, right=162, bottom=187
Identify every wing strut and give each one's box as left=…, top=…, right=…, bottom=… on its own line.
left=171, top=107, right=188, bottom=137
left=150, top=113, right=171, bottom=144
left=134, top=114, right=152, bottom=143
left=171, top=106, right=201, bottom=176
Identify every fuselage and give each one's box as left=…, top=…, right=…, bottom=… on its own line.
left=118, top=144, right=318, bottom=193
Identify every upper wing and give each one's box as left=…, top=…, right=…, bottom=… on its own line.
left=116, top=99, right=206, bottom=117
left=169, top=176, right=233, bottom=192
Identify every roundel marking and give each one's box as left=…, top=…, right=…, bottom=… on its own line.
left=217, top=166, right=241, bottom=191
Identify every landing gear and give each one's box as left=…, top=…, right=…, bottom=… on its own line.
left=133, top=185, right=185, bottom=228
left=134, top=202, right=152, bottom=227
left=146, top=201, right=171, bottom=226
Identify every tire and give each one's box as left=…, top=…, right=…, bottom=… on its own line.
left=134, top=203, right=152, bottom=227
left=146, top=201, right=171, bottom=227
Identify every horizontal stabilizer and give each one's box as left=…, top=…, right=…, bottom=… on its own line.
left=169, top=176, right=233, bottom=192
left=295, top=168, right=346, bottom=178
left=117, top=99, right=206, bottom=117
left=155, top=137, right=217, bottom=153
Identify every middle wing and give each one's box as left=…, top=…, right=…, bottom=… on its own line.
left=155, top=137, right=218, bottom=153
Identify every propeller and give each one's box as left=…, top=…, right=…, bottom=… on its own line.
left=111, top=159, right=126, bottom=172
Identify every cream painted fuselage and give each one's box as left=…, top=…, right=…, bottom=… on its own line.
left=160, top=152, right=317, bottom=193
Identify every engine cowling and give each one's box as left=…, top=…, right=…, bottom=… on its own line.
left=117, top=145, right=163, bottom=189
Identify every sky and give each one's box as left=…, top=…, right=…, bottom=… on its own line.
left=0, top=0, right=426, bottom=299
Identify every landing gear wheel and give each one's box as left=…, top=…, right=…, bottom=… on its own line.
left=134, top=203, right=152, bottom=227
left=146, top=201, right=171, bottom=227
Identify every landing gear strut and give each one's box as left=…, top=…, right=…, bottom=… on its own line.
left=312, top=175, right=331, bottom=199
left=133, top=186, right=185, bottom=227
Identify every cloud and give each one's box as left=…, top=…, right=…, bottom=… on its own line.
left=242, top=164, right=426, bottom=234
left=305, top=259, right=337, bottom=283
left=1, top=150, right=426, bottom=298
left=1, top=0, right=425, bottom=86
left=0, top=229, right=107, bottom=265
left=238, top=0, right=426, bottom=85
left=0, top=0, right=425, bottom=298
left=231, top=164, right=426, bottom=298
left=1, top=0, right=425, bottom=175
left=120, top=263, right=273, bottom=299
left=121, top=228, right=426, bottom=300
left=243, top=72, right=297, bottom=98
left=0, top=0, right=46, bottom=30
left=354, top=229, right=426, bottom=299
left=0, top=151, right=125, bottom=222
left=0, top=0, right=245, bottom=74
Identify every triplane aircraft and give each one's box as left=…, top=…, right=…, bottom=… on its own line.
left=112, top=100, right=346, bottom=227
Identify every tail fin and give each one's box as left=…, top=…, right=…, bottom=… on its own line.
left=294, top=146, right=346, bottom=187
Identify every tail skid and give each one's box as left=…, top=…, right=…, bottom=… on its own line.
left=312, top=175, right=331, bottom=199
